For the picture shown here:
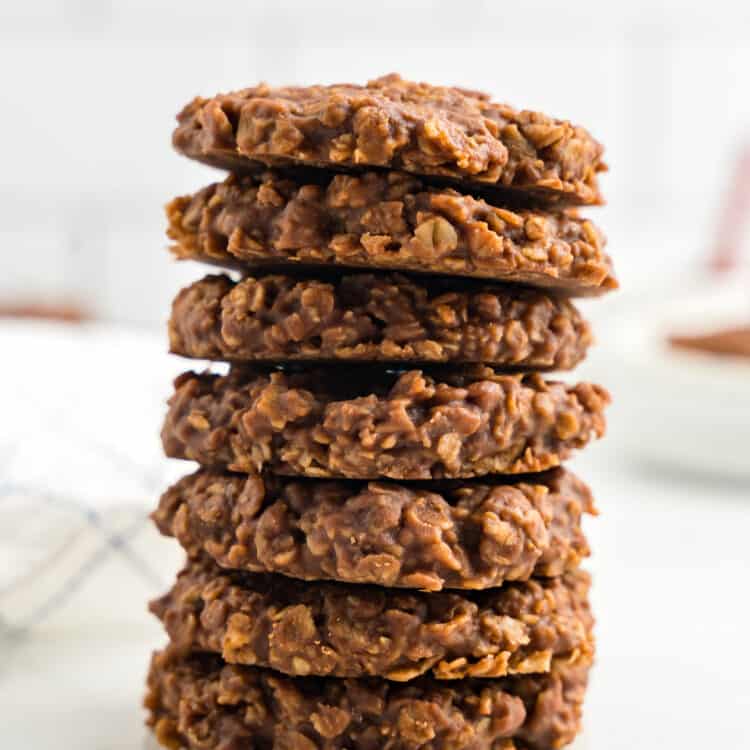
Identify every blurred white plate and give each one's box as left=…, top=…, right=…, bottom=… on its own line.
left=603, top=273, right=750, bottom=479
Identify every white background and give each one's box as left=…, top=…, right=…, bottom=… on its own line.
left=1, top=0, right=750, bottom=322
left=1, top=3, right=749, bottom=749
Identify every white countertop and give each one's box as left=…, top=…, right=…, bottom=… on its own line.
left=0, top=321, right=748, bottom=749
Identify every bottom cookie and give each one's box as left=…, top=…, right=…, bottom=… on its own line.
left=145, top=648, right=590, bottom=750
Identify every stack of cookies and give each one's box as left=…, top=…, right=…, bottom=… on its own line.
left=146, top=74, right=615, bottom=750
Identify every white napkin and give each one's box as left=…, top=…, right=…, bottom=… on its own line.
left=0, top=321, right=186, bottom=636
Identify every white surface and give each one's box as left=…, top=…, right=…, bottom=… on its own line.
left=0, top=322, right=748, bottom=749
left=600, top=272, right=750, bottom=479
left=580, top=455, right=750, bottom=748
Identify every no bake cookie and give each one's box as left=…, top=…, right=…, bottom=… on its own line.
left=151, top=561, right=593, bottom=680
left=169, top=272, right=592, bottom=368
left=167, top=171, right=615, bottom=293
left=161, top=365, right=608, bottom=479
left=146, top=648, right=590, bottom=750
left=152, top=467, right=594, bottom=591
left=172, top=74, right=605, bottom=206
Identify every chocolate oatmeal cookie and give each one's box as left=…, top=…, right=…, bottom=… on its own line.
left=169, top=273, right=592, bottom=368
left=146, top=648, right=590, bottom=750
left=152, top=561, right=593, bottom=681
left=167, top=171, right=615, bottom=293
left=172, top=74, right=605, bottom=206
left=152, top=468, right=594, bottom=591
left=161, top=366, right=608, bottom=479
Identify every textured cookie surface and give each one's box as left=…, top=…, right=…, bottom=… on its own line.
left=167, top=171, right=615, bottom=293
left=161, top=365, right=608, bottom=480
left=172, top=73, right=605, bottom=205
left=151, top=561, right=593, bottom=680
left=169, top=272, right=592, bottom=368
left=146, top=648, right=590, bottom=750
left=152, top=467, right=594, bottom=591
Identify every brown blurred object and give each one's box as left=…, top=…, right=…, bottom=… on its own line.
left=0, top=303, right=89, bottom=323
left=709, top=141, right=750, bottom=273
left=669, top=141, right=750, bottom=358
left=670, top=326, right=750, bottom=358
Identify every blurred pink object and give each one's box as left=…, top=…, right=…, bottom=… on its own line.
left=710, top=141, right=750, bottom=273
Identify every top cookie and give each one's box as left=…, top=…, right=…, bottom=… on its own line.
left=173, top=74, right=605, bottom=206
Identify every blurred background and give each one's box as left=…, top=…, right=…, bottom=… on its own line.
left=1, top=0, right=749, bottom=320
left=0, top=1, right=748, bottom=749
